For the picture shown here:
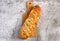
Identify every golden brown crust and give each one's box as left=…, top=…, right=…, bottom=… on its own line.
left=19, top=5, right=41, bottom=40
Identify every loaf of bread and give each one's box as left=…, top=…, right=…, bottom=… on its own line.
left=19, top=5, right=41, bottom=39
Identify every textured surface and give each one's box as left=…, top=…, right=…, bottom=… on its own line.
left=19, top=5, right=41, bottom=39
left=0, top=0, right=60, bottom=41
